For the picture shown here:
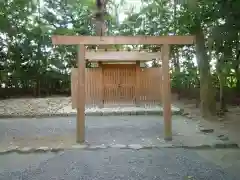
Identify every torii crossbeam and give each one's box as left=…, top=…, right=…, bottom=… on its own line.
left=85, top=51, right=162, bottom=61
left=52, top=35, right=194, bottom=45
left=52, top=35, right=195, bottom=143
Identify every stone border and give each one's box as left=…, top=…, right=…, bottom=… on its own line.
left=0, top=108, right=183, bottom=119
left=0, top=142, right=238, bottom=155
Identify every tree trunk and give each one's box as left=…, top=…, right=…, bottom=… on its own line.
left=218, top=72, right=227, bottom=113
left=195, top=22, right=216, bottom=118
left=172, top=0, right=180, bottom=73
left=94, top=0, right=111, bottom=50
left=35, top=79, right=41, bottom=97
left=172, top=47, right=180, bottom=72
left=235, top=50, right=240, bottom=91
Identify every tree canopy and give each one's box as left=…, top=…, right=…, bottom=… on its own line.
left=0, top=0, right=239, bottom=117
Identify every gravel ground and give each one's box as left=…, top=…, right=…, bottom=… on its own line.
left=0, top=97, right=71, bottom=117
left=0, top=97, right=180, bottom=117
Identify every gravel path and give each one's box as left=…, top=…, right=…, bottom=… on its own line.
left=0, top=148, right=239, bottom=180
left=0, top=115, right=232, bottom=151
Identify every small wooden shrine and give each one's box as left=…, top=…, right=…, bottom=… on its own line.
left=71, top=49, right=162, bottom=108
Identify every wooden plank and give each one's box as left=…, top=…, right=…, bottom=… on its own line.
left=102, top=62, right=136, bottom=64
left=52, top=35, right=195, bottom=45
left=86, top=51, right=161, bottom=61
left=161, top=44, right=172, bottom=141
left=76, top=45, right=85, bottom=143
left=89, top=49, right=153, bottom=52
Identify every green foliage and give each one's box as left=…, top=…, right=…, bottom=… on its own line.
left=0, top=0, right=239, bottom=102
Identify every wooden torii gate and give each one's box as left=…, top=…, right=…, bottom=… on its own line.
left=52, top=35, right=195, bottom=143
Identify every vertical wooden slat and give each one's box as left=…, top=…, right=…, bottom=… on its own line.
left=136, top=61, right=140, bottom=105
left=158, top=68, right=162, bottom=103
left=85, top=69, right=88, bottom=104
left=91, top=69, right=93, bottom=104
left=99, top=62, right=104, bottom=107
left=77, top=45, right=85, bottom=143
left=162, top=44, right=172, bottom=141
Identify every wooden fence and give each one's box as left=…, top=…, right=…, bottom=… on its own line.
left=71, top=67, right=162, bottom=108
left=139, top=68, right=162, bottom=104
